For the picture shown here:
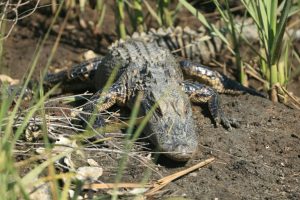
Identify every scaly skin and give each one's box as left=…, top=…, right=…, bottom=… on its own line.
left=79, top=40, right=235, bottom=161
left=44, top=25, right=226, bottom=87
left=179, top=60, right=266, bottom=97
left=5, top=26, right=267, bottom=159
left=43, top=38, right=264, bottom=161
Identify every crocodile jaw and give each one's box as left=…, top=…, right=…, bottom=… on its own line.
left=142, top=91, right=198, bottom=161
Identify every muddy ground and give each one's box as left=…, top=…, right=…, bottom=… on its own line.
left=2, top=2, right=300, bottom=200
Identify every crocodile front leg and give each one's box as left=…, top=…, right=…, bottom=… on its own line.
left=179, top=60, right=265, bottom=97
left=80, top=82, right=127, bottom=127
left=182, top=80, right=238, bottom=129
left=44, top=57, right=103, bottom=85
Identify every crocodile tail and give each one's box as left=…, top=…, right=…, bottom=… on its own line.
left=220, top=75, right=267, bottom=98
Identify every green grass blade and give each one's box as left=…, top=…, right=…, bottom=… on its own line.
left=116, top=0, right=126, bottom=39
left=178, top=0, right=209, bottom=27
left=157, top=0, right=173, bottom=27
left=20, top=149, right=72, bottom=186
left=178, top=0, right=231, bottom=52
left=0, top=16, right=5, bottom=72
left=270, top=0, right=292, bottom=65
left=269, top=0, right=278, bottom=31
left=144, top=0, right=161, bottom=25
left=133, top=0, right=144, bottom=32
left=95, top=0, right=107, bottom=31
left=13, top=85, right=59, bottom=143
left=111, top=92, right=143, bottom=200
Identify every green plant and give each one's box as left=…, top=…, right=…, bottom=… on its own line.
left=157, top=0, right=173, bottom=27
left=115, top=0, right=126, bottom=39
left=178, top=0, right=231, bottom=51
left=0, top=15, right=5, bottom=73
left=94, top=0, right=107, bottom=32
left=131, top=0, right=144, bottom=33
left=180, top=0, right=296, bottom=101
left=115, top=0, right=181, bottom=36
left=0, top=2, right=75, bottom=199
left=213, top=0, right=247, bottom=86
left=241, top=0, right=293, bottom=102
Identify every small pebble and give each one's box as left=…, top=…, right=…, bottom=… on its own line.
left=76, top=166, right=103, bottom=181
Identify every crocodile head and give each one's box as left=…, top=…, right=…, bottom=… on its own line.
left=141, top=88, right=198, bottom=161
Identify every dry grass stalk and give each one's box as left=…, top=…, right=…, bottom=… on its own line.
left=0, top=0, right=41, bottom=40
left=81, top=157, right=215, bottom=196
left=145, top=157, right=215, bottom=196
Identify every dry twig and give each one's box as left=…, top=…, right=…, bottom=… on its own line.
left=81, top=157, right=215, bottom=196
left=275, top=83, right=300, bottom=109
left=145, top=157, right=215, bottom=196
left=0, top=0, right=41, bottom=40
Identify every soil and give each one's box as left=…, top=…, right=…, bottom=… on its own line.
left=2, top=2, right=300, bottom=199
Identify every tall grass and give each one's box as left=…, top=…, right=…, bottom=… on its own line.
left=115, top=0, right=126, bottom=39
left=0, top=2, right=76, bottom=199
left=241, top=0, right=292, bottom=102
left=131, top=0, right=144, bottom=32
left=178, top=0, right=231, bottom=50
left=157, top=0, right=173, bottom=27
left=0, top=18, right=5, bottom=73
left=213, top=0, right=247, bottom=85
left=94, top=0, right=107, bottom=33
left=180, top=0, right=296, bottom=101
left=115, top=0, right=176, bottom=36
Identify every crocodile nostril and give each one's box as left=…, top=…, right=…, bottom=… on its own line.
left=176, top=145, right=188, bottom=153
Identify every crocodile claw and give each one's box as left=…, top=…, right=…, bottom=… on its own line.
left=217, top=113, right=240, bottom=130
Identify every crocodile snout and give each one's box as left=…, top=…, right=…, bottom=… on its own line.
left=155, top=122, right=198, bottom=161
left=168, top=143, right=198, bottom=161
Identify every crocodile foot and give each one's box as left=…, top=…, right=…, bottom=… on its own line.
left=182, top=80, right=239, bottom=130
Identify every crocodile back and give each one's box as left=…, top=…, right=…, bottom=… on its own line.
left=44, top=26, right=225, bottom=88
left=94, top=39, right=184, bottom=89
left=95, top=40, right=197, bottom=161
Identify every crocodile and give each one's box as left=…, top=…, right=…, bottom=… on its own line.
left=44, top=23, right=266, bottom=89
left=40, top=24, right=267, bottom=160
left=44, top=39, right=265, bottom=162
left=44, top=26, right=226, bottom=86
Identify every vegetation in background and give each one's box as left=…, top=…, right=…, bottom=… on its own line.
left=180, top=0, right=297, bottom=102
left=115, top=0, right=126, bottom=39
left=115, top=0, right=178, bottom=37
left=94, top=0, right=107, bottom=32
left=178, top=0, right=232, bottom=52
left=241, top=0, right=293, bottom=102
left=213, top=0, right=246, bottom=86
left=0, top=15, right=5, bottom=73
left=128, top=0, right=144, bottom=33
left=157, top=0, right=173, bottom=27
left=0, top=3, right=76, bottom=199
